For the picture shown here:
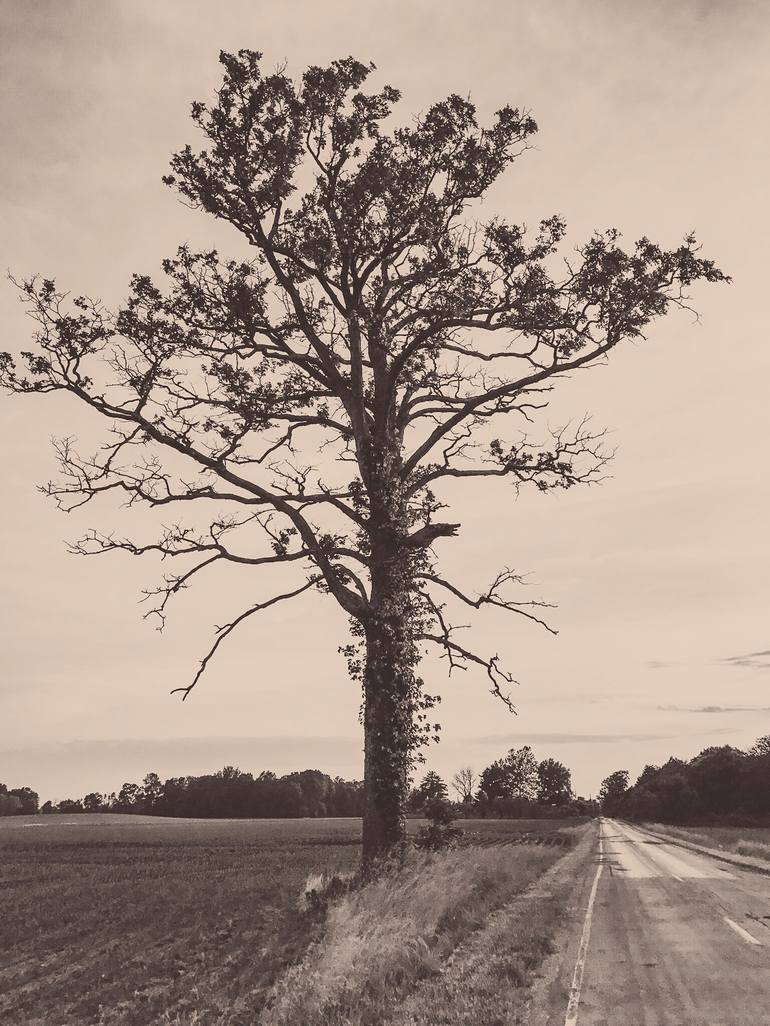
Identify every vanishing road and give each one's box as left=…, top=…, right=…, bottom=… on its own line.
left=564, top=818, right=770, bottom=1026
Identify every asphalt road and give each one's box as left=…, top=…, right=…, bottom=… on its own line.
left=564, top=818, right=770, bottom=1026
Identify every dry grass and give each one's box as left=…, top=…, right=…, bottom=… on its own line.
left=734, top=839, right=770, bottom=861
left=384, top=830, right=595, bottom=1026
left=261, top=839, right=571, bottom=1026
left=645, top=822, right=770, bottom=863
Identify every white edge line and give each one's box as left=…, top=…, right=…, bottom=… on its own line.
left=564, top=820, right=604, bottom=1026
left=724, top=916, right=763, bottom=946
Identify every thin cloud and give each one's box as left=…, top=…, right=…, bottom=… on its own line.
left=721, top=649, right=770, bottom=670
left=471, top=732, right=695, bottom=745
left=659, top=704, right=770, bottom=714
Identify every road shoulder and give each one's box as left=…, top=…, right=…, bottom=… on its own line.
left=634, top=822, right=770, bottom=877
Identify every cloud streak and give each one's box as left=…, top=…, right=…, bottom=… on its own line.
left=467, top=730, right=732, bottom=745
left=720, top=649, right=770, bottom=671
left=659, top=704, right=770, bottom=714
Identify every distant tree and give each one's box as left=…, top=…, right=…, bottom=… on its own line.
left=83, top=792, right=105, bottom=813
left=116, top=782, right=141, bottom=812
left=451, top=766, right=477, bottom=803
left=478, top=746, right=539, bottom=802
left=598, top=770, right=629, bottom=814
left=476, top=760, right=510, bottom=803
left=58, top=798, right=84, bottom=813
left=409, top=770, right=449, bottom=811
left=9, top=786, right=39, bottom=814
left=40, top=800, right=56, bottom=814
left=537, top=758, right=572, bottom=805
left=141, top=772, right=164, bottom=811
left=503, top=746, right=539, bottom=799
left=0, top=50, right=726, bottom=863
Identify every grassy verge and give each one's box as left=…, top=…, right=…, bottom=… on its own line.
left=383, top=826, right=595, bottom=1026
left=645, top=822, right=770, bottom=862
left=261, top=830, right=584, bottom=1026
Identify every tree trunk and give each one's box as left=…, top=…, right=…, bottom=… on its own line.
left=362, top=613, right=413, bottom=864
left=360, top=495, right=418, bottom=866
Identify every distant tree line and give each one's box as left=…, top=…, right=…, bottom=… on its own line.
left=6, top=745, right=597, bottom=821
left=36, top=767, right=364, bottom=819
left=598, top=736, right=770, bottom=824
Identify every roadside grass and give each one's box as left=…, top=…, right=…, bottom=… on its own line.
left=383, top=829, right=595, bottom=1026
left=0, top=814, right=583, bottom=1025
left=734, top=839, right=770, bottom=862
left=645, top=822, right=770, bottom=863
left=261, top=830, right=582, bottom=1026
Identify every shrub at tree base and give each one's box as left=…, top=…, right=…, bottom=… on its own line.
left=414, top=797, right=463, bottom=851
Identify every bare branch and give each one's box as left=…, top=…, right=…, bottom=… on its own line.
left=418, top=590, right=518, bottom=712
left=418, top=568, right=557, bottom=634
left=171, top=576, right=321, bottom=700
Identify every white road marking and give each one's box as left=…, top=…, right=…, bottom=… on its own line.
left=724, top=917, right=763, bottom=946
left=564, top=820, right=605, bottom=1026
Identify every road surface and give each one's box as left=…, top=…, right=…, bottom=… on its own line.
left=563, top=818, right=770, bottom=1026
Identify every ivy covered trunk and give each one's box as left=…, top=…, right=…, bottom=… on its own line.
left=360, top=457, right=422, bottom=866
left=362, top=608, right=414, bottom=864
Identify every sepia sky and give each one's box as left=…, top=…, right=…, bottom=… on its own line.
left=1, top=0, right=769, bottom=802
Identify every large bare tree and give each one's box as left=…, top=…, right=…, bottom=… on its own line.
left=1, top=51, right=726, bottom=862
